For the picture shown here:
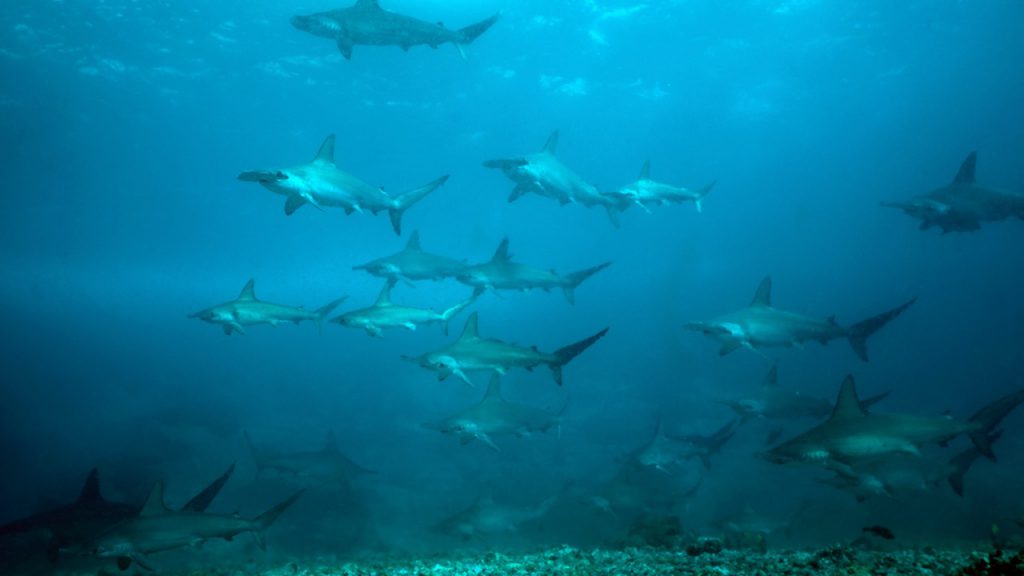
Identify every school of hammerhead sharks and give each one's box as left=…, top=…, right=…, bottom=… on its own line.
left=4, top=1, right=1024, bottom=573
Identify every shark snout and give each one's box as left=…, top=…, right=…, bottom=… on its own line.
left=238, top=170, right=287, bottom=184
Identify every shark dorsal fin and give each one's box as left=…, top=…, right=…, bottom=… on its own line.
left=490, top=238, right=511, bottom=263
left=140, top=482, right=170, bottom=517
left=762, top=365, right=779, bottom=387
left=405, top=230, right=422, bottom=251
left=953, top=152, right=977, bottom=184
left=77, top=468, right=106, bottom=506
left=750, top=276, right=772, bottom=307
left=543, top=130, right=559, bottom=155
left=375, top=282, right=393, bottom=306
left=459, top=312, right=480, bottom=341
left=324, top=430, right=339, bottom=453
left=830, top=375, right=867, bottom=421
left=238, top=279, right=257, bottom=301
left=483, top=374, right=503, bottom=401
left=639, top=160, right=651, bottom=180
left=313, top=134, right=336, bottom=165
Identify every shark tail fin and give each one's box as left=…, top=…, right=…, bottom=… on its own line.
left=254, top=490, right=304, bottom=540
left=695, top=180, right=717, bottom=213
left=562, top=262, right=611, bottom=304
left=859, top=390, right=891, bottom=412
left=846, top=297, right=917, bottom=361
left=949, top=429, right=1002, bottom=497
left=549, top=327, right=609, bottom=386
left=243, top=431, right=266, bottom=475
left=314, top=296, right=347, bottom=334
left=441, top=293, right=478, bottom=336
left=181, top=462, right=236, bottom=513
left=967, top=388, right=1024, bottom=461
left=604, top=204, right=622, bottom=228
left=456, top=13, right=499, bottom=46
left=388, top=175, right=449, bottom=236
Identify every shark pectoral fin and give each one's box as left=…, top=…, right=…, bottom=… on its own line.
left=225, top=322, right=247, bottom=336
left=695, top=199, right=703, bottom=213
left=337, top=37, right=353, bottom=60
left=477, top=433, right=501, bottom=451
left=284, top=195, right=307, bottom=216
left=404, top=322, right=417, bottom=331
left=719, top=341, right=742, bottom=356
left=366, top=326, right=382, bottom=338
left=459, top=435, right=473, bottom=445
left=454, top=369, right=474, bottom=387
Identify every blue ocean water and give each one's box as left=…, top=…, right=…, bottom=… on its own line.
left=1, top=0, right=1023, bottom=567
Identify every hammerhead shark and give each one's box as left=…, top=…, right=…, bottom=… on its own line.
left=291, top=0, right=499, bottom=60
left=883, top=152, right=1024, bottom=233
left=333, top=281, right=475, bottom=337
left=238, top=134, right=448, bottom=235
left=405, top=312, right=608, bottom=387
left=457, top=238, right=611, bottom=304
left=607, top=160, right=716, bottom=213
left=685, top=276, right=916, bottom=361
left=352, top=230, right=469, bottom=283
left=189, top=279, right=344, bottom=336
left=244, top=430, right=376, bottom=489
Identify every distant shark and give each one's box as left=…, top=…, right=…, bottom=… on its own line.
left=1, top=464, right=233, bottom=572
left=483, top=130, right=622, bottom=226
left=238, top=134, right=448, bottom=235
left=632, top=419, right=739, bottom=472
left=291, top=0, right=499, bottom=60
left=189, top=279, right=345, bottom=336
left=352, top=231, right=469, bottom=283
left=685, top=276, right=916, bottom=361
left=607, top=160, right=716, bottom=213
left=762, top=376, right=1024, bottom=473
left=720, top=365, right=890, bottom=423
left=425, top=374, right=565, bottom=451
left=405, top=312, right=608, bottom=387
left=457, top=238, right=611, bottom=304
left=70, top=483, right=301, bottom=571
left=883, top=152, right=1024, bottom=233
left=431, top=490, right=557, bottom=540
left=332, top=281, right=475, bottom=337
left=244, top=430, right=376, bottom=489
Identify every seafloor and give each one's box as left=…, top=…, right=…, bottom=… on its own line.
left=166, top=545, right=1023, bottom=576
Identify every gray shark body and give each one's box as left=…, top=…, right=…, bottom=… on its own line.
left=763, top=377, right=1023, bottom=471
left=457, top=238, right=611, bottom=304
left=291, top=0, right=499, bottom=60
left=190, top=279, right=344, bottom=336
left=333, top=281, right=474, bottom=337
left=244, top=431, right=375, bottom=488
left=686, top=276, right=916, bottom=361
left=406, top=312, right=608, bottom=387
left=720, top=365, right=890, bottom=423
left=581, top=459, right=702, bottom=523
left=428, top=374, right=563, bottom=451
left=352, top=231, right=468, bottom=283
left=78, top=483, right=301, bottom=571
left=608, top=161, right=715, bottom=213
left=483, top=131, right=621, bottom=225
left=883, top=152, right=1024, bottom=233
left=238, top=134, right=448, bottom=235
left=633, top=419, right=739, bottom=472
left=432, top=492, right=556, bottom=540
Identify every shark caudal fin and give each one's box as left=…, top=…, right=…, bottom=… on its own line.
left=388, top=175, right=449, bottom=236
left=456, top=13, right=500, bottom=46
left=948, top=429, right=1003, bottom=497
left=967, top=388, right=1024, bottom=461
left=314, top=297, right=347, bottom=334
left=846, top=297, right=917, bottom=361
left=694, top=180, right=717, bottom=213
left=243, top=432, right=267, bottom=476
left=561, top=262, right=612, bottom=304
left=440, top=293, right=478, bottom=336
left=252, top=490, right=304, bottom=549
left=180, top=463, right=236, bottom=513
left=549, top=327, right=609, bottom=386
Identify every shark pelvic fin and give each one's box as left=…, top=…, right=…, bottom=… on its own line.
left=750, top=276, right=771, bottom=307
left=639, top=160, right=651, bottom=180
left=313, top=134, right=336, bottom=165
left=140, top=482, right=171, bottom=516
left=238, top=279, right=257, bottom=301
left=830, top=375, right=867, bottom=422
left=953, top=151, right=977, bottom=184
left=543, top=130, right=559, bottom=154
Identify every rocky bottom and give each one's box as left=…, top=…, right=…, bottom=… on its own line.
left=172, top=545, right=1023, bottom=576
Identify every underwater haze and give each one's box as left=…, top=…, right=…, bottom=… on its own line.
left=2, top=0, right=1024, bottom=571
